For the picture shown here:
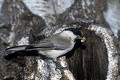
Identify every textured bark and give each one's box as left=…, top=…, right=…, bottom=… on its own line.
left=0, top=0, right=119, bottom=80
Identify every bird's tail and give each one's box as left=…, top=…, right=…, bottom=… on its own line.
left=5, top=45, right=40, bottom=60
left=5, top=45, right=47, bottom=52
left=6, top=45, right=28, bottom=52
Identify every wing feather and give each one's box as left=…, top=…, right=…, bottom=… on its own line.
left=6, top=34, right=71, bottom=52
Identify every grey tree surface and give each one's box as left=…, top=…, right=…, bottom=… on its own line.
left=0, top=0, right=119, bottom=80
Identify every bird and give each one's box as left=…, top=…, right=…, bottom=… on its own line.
left=5, top=28, right=85, bottom=61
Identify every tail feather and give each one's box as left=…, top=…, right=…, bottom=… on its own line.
left=6, top=45, right=28, bottom=52
left=6, top=44, right=55, bottom=52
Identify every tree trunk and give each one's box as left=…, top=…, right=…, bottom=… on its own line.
left=0, top=0, right=119, bottom=80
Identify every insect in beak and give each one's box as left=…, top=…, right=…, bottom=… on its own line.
left=76, top=35, right=86, bottom=42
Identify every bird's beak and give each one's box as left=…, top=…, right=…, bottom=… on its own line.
left=76, top=35, right=86, bottom=42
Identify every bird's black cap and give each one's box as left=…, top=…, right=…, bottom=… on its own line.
left=64, top=28, right=86, bottom=42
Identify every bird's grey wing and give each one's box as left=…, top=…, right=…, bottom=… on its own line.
left=26, top=35, right=70, bottom=50
left=6, top=40, right=68, bottom=52
left=6, top=34, right=70, bottom=52
left=26, top=41, right=68, bottom=50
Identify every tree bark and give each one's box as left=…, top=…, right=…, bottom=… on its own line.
left=0, top=0, right=119, bottom=80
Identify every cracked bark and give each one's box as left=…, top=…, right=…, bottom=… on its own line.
left=0, top=0, right=119, bottom=80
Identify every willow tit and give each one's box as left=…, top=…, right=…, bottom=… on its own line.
left=6, top=28, right=85, bottom=60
